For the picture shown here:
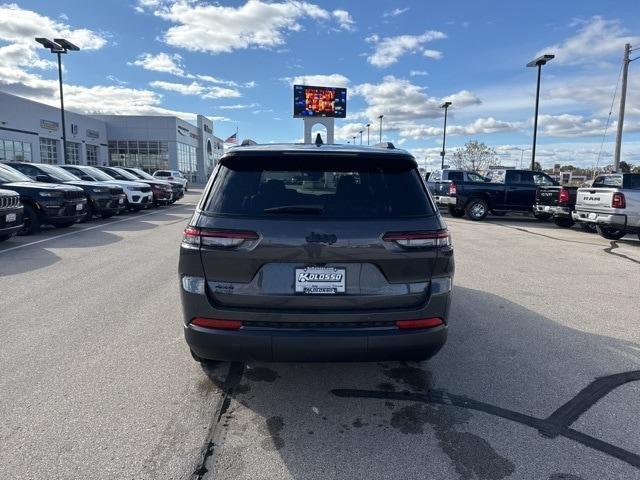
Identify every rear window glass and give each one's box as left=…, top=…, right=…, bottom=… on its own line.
left=593, top=176, right=623, bottom=187
left=202, top=155, right=434, bottom=218
left=447, top=171, right=463, bottom=182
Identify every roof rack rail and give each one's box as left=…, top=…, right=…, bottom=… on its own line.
left=240, top=139, right=258, bottom=146
left=374, top=142, right=395, bottom=149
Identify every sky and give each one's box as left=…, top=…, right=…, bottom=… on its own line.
left=0, top=0, right=639, bottom=169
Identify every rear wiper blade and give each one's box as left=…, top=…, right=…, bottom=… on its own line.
left=263, top=205, right=324, bottom=214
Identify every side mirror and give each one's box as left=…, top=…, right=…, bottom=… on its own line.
left=35, top=174, right=50, bottom=182
left=80, top=175, right=94, bottom=181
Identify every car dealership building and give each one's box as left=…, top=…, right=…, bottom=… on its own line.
left=0, top=91, right=224, bottom=183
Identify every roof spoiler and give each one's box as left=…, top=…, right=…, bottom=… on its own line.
left=374, top=142, right=396, bottom=149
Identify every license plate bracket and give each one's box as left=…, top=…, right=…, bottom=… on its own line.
left=295, top=266, right=346, bottom=295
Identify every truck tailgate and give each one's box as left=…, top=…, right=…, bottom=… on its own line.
left=575, top=188, right=616, bottom=212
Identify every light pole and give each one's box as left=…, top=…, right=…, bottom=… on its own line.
left=527, top=54, right=554, bottom=171
left=440, top=102, right=451, bottom=169
left=35, top=38, right=80, bottom=164
left=352, top=135, right=356, bottom=145
left=365, top=123, right=371, bottom=145
left=513, top=147, right=529, bottom=168
left=378, top=114, right=384, bottom=143
left=359, top=130, right=363, bottom=145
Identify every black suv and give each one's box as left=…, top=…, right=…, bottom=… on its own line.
left=5, top=162, right=125, bottom=221
left=0, top=188, right=23, bottom=242
left=179, top=143, right=454, bottom=362
left=0, top=164, right=86, bottom=235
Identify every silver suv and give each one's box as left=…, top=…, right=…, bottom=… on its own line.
left=179, top=143, right=454, bottom=362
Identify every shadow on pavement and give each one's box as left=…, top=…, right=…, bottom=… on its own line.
left=194, top=287, right=640, bottom=480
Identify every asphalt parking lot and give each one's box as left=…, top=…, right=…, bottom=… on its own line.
left=1, top=190, right=639, bottom=480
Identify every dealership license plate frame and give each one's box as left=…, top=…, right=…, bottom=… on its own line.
left=295, top=266, right=346, bottom=295
left=76, top=203, right=83, bottom=211
left=5, top=213, right=17, bottom=223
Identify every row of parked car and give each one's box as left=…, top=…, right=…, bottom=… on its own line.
left=426, top=168, right=640, bottom=240
left=0, top=163, right=189, bottom=241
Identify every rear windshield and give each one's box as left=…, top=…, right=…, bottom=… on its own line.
left=202, top=156, right=434, bottom=218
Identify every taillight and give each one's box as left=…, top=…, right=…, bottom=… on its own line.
left=612, top=192, right=625, bottom=209
left=396, top=317, right=443, bottom=330
left=383, top=230, right=450, bottom=248
left=182, top=226, right=259, bottom=249
left=191, top=317, right=242, bottom=330
left=448, top=182, right=457, bottom=196
left=559, top=188, right=570, bottom=204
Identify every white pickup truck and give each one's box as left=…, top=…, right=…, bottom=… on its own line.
left=572, top=173, right=640, bottom=240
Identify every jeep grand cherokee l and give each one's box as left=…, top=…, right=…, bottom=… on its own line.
left=0, top=164, right=86, bottom=235
left=0, top=188, right=23, bottom=242
left=179, top=143, right=454, bottom=362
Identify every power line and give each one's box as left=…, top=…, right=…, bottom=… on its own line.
left=595, top=59, right=624, bottom=169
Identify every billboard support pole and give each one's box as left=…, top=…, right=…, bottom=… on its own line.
left=303, top=117, right=334, bottom=144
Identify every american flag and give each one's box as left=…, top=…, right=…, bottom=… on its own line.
left=224, top=132, right=237, bottom=144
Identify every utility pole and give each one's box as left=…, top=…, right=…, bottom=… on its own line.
left=614, top=43, right=631, bottom=173
left=378, top=115, right=384, bottom=143
left=440, top=102, right=451, bottom=169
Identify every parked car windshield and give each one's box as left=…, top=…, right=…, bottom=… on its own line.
left=128, top=168, right=156, bottom=180
left=38, top=164, right=80, bottom=182
left=0, top=164, right=32, bottom=183
left=203, top=155, right=434, bottom=218
left=82, top=167, right=116, bottom=181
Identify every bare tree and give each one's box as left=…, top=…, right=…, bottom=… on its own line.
left=450, top=140, right=499, bottom=172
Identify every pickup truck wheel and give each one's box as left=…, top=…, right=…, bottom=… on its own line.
left=447, top=206, right=465, bottom=218
left=465, top=198, right=488, bottom=221
left=17, top=204, right=40, bottom=236
left=580, top=223, right=597, bottom=233
left=553, top=217, right=574, bottom=228
left=596, top=225, right=627, bottom=240
left=533, top=212, right=552, bottom=220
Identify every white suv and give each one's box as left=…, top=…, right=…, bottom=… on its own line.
left=153, top=170, right=188, bottom=191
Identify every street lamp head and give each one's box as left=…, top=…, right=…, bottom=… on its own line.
left=35, top=37, right=62, bottom=51
left=366, top=123, right=370, bottom=128
left=54, top=38, right=80, bottom=51
left=440, top=101, right=452, bottom=109
left=527, top=54, right=554, bottom=67
left=378, top=114, right=384, bottom=120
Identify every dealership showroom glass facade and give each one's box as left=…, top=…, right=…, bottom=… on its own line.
left=0, top=91, right=224, bottom=183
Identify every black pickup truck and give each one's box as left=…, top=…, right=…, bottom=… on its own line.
left=426, top=169, right=487, bottom=195
left=0, top=164, right=87, bottom=235
left=433, top=168, right=559, bottom=220
left=0, top=188, right=23, bottom=241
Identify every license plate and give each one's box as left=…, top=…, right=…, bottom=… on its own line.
left=76, top=203, right=83, bottom=211
left=588, top=212, right=597, bottom=220
left=5, top=213, right=16, bottom=223
left=295, top=267, right=345, bottom=294
left=119, top=197, right=124, bottom=204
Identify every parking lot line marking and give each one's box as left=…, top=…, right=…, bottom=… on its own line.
left=0, top=203, right=196, bottom=255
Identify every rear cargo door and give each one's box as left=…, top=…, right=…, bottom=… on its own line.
left=196, top=153, right=450, bottom=312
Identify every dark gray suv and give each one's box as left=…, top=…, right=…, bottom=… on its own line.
left=179, top=143, right=454, bottom=362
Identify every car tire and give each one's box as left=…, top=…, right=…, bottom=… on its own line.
left=533, top=212, right=552, bottom=220
left=447, top=205, right=465, bottom=218
left=554, top=217, right=574, bottom=228
left=53, top=221, right=77, bottom=229
left=81, top=203, right=94, bottom=223
left=491, top=211, right=507, bottom=216
left=580, top=223, right=597, bottom=233
left=596, top=225, right=627, bottom=240
left=17, top=204, right=40, bottom=236
left=465, top=198, right=489, bottom=221
left=100, top=212, right=115, bottom=219
left=0, top=233, right=14, bottom=242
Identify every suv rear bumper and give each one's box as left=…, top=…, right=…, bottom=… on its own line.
left=181, top=279, right=451, bottom=362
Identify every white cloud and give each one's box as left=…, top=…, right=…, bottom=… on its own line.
left=399, top=117, right=522, bottom=139
left=130, top=52, right=185, bottom=76
left=332, top=10, right=354, bottom=31
left=353, top=76, right=480, bottom=123
left=422, top=49, right=443, bottom=60
left=366, top=30, right=446, bottom=68
left=289, top=73, right=350, bottom=87
left=409, top=70, right=428, bottom=77
left=139, top=0, right=353, bottom=54
left=218, top=103, right=260, bottom=110
left=538, top=114, right=640, bottom=137
left=383, top=7, right=409, bottom=18
left=149, top=80, right=241, bottom=98
left=538, top=16, right=640, bottom=65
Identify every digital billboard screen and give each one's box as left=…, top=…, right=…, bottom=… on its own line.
left=293, top=85, right=347, bottom=118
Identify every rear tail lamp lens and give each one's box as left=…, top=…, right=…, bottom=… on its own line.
left=383, top=230, right=450, bottom=248
left=396, top=318, right=443, bottom=330
left=448, top=182, right=457, bottom=196
left=559, top=188, right=570, bottom=203
left=182, top=226, right=259, bottom=248
left=612, top=192, right=625, bottom=209
left=191, top=317, right=242, bottom=330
